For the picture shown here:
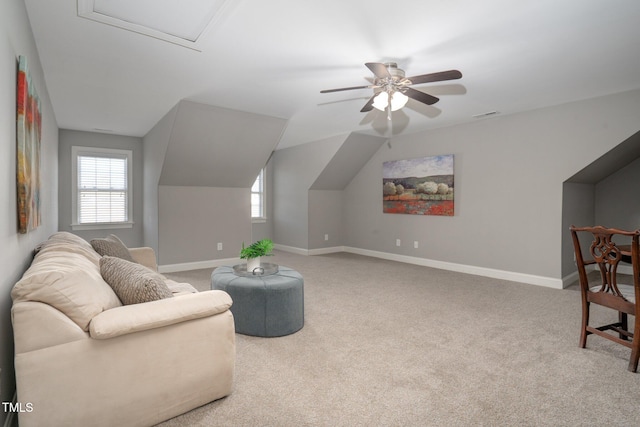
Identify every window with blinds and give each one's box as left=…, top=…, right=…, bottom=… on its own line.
left=71, top=146, right=133, bottom=230
left=251, top=167, right=265, bottom=220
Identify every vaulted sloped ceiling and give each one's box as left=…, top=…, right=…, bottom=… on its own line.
left=566, top=130, right=640, bottom=184
left=311, top=133, right=387, bottom=190
left=158, top=100, right=287, bottom=187
left=25, top=1, right=640, bottom=149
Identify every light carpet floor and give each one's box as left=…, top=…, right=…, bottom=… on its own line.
left=159, top=250, right=640, bottom=427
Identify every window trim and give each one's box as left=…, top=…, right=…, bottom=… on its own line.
left=251, top=167, right=266, bottom=223
left=71, top=146, right=133, bottom=231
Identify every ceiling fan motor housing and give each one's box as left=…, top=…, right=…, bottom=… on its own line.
left=384, top=62, right=405, bottom=79
left=375, top=63, right=409, bottom=96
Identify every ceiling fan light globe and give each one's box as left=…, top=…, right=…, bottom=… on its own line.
left=372, top=92, right=389, bottom=111
left=390, top=92, right=409, bottom=111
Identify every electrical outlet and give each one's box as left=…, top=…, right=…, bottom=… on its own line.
left=217, top=242, right=223, bottom=251
left=414, top=241, right=419, bottom=249
left=396, top=239, right=401, bottom=247
left=324, top=234, right=329, bottom=241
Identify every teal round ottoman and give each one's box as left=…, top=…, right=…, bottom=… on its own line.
left=211, top=266, right=304, bottom=337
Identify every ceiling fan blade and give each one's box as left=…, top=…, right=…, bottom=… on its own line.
left=405, top=70, right=462, bottom=85
left=360, top=95, right=376, bottom=112
left=402, top=87, right=439, bottom=105
left=365, top=62, right=391, bottom=79
left=320, top=85, right=372, bottom=93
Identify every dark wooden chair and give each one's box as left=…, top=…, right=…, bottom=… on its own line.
left=570, top=225, right=640, bottom=372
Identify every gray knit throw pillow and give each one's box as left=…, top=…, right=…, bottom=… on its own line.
left=91, top=234, right=135, bottom=262
left=100, top=256, right=173, bottom=305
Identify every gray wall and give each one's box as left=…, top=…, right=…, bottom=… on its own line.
left=562, top=183, right=596, bottom=276
left=142, top=104, right=176, bottom=252
left=158, top=186, right=251, bottom=265
left=58, top=129, right=144, bottom=247
left=343, top=89, right=640, bottom=282
left=309, top=190, right=344, bottom=248
left=144, top=101, right=285, bottom=267
left=272, top=134, right=346, bottom=249
left=595, top=156, right=640, bottom=229
left=0, top=1, right=58, bottom=421
left=273, top=132, right=387, bottom=251
left=561, top=157, right=640, bottom=278
left=561, top=130, right=640, bottom=277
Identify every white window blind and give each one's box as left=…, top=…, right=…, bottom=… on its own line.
left=251, top=168, right=265, bottom=219
left=78, top=154, right=127, bottom=223
left=72, top=146, right=133, bottom=230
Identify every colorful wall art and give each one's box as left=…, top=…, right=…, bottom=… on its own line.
left=383, top=154, right=454, bottom=216
left=17, top=55, right=42, bottom=233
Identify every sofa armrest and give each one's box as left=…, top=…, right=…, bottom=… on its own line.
left=89, top=290, right=232, bottom=339
left=129, top=247, right=158, bottom=271
left=12, top=301, right=89, bottom=354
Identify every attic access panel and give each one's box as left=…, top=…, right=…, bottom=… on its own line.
left=77, top=0, right=230, bottom=50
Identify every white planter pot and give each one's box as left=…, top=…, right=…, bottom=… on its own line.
left=246, top=257, right=261, bottom=273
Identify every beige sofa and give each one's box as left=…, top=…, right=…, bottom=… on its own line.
left=11, top=232, right=235, bottom=427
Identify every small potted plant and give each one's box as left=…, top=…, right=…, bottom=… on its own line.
left=240, top=238, right=274, bottom=273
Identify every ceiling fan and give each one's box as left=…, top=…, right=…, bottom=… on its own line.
left=320, top=62, right=462, bottom=120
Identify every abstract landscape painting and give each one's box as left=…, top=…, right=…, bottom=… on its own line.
left=17, top=55, right=42, bottom=233
left=383, top=154, right=454, bottom=216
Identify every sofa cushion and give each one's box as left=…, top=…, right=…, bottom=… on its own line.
left=91, top=234, right=135, bottom=262
left=100, top=256, right=173, bottom=305
left=36, top=231, right=94, bottom=252
left=12, top=250, right=122, bottom=331
left=35, top=231, right=101, bottom=266
left=165, top=279, right=198, bottom=295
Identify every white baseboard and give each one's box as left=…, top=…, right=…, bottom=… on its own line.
left=272, top=244, right=311, bottom=256
left=561, top=270, right=581, bottom=289
left=274, top=244, right=346, bottom=256
left=158, top=257, right=241, bottom=273
left=160, top=245, right=569, bottom=289
left=307, top=246, right=345, bottom=256
left=275, top=244, right=564, bottom=289
left=344, top=247, right=564, bottom=289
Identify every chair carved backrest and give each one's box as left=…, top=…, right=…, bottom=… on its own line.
left=570, top=225, right=640, bottom=372
left=590, top=229, right=632, bottom=299
left=571, top=225, right=640, bottom=302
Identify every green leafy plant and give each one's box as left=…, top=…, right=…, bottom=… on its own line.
left=240, top=238, right=274, bottom=259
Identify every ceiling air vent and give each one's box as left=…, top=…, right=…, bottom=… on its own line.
left=472, top=111, right=499, bottom=118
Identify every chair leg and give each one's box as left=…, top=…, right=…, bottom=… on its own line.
left=629, top=316, right=640, bottom=373
left=580, top=301, right=590, bottom=348
left=628, top=341, right=640, bottom=373
left=620, top=312, right=629, bottom=341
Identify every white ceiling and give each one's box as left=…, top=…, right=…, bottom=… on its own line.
left=24, top=0, right=640, bottom=149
